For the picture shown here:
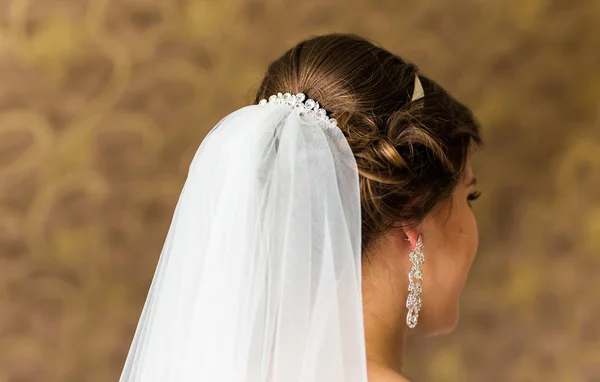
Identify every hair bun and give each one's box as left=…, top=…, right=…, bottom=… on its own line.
left=255, top=33, right=481, bottom=252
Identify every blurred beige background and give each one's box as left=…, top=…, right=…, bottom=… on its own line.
left=0, top=0, right=599, bottom=381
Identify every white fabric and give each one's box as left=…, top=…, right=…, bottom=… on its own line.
left=120, top=104, right=368, bottom=382
left=412, top=74, right=424, bottom=101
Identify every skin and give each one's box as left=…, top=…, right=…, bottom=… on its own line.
left=362, top=162, right=480, bottom=382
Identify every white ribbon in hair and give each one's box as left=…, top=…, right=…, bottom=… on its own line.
left=411, top=74, right=424, bottom=102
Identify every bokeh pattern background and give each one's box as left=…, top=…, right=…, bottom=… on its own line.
left=1, top=0, right=599, bottom=381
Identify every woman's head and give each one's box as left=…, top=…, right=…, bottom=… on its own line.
left=255, top=34, right=481, bottom=336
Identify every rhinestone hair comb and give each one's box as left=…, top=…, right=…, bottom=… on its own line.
left=258, top=92, right=338, bottom=129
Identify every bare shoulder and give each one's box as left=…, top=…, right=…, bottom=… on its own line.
left=367, top=365, right=412, bottom=382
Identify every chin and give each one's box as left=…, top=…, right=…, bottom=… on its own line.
left=438, top=303, right=460, bottom=334
left=437, top=314, right=459, bottom=335
left=420, top=304, right=460, bottom=337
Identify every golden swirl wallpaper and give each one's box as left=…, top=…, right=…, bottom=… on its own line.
left=0, top=0, right=599, bottom=381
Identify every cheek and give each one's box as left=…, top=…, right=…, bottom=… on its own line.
left=421, top=201, right=479, bottom=333
left=466, top=207, right=479, bottom=263
left=444, top=205, right=479, bottom=291
left=452, top=208, right=479, bottom=298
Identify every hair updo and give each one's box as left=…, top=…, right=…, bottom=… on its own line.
left=254, top=33, right=482, bottom=254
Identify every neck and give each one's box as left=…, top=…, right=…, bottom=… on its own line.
left=362, top=255, right=410, bottom=374
left=363, top=306, right=408, bottom=373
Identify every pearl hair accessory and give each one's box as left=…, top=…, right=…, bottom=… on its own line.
left=258, top=92, right=338, bottom=129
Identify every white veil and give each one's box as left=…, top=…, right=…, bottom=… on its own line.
left=119, top=94, right=368, bottom=382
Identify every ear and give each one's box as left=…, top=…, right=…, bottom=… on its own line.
left=403, top=229, right=421, bottom=249
left=391, top=221, right=422, bottom=249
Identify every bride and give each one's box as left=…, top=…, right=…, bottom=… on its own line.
left=119, top=33, right=482, bottom=382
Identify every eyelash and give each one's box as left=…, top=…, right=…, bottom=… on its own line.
left=467, top=191, right=481, bottom=206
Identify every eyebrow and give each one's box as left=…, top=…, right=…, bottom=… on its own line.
left=467, top=177, right=477, bottom=187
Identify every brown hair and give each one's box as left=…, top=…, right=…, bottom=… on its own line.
left=254, top=34, right=481, bottom=253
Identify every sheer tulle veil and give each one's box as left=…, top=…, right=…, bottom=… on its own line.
left=119, top=92, right=369, bottom=382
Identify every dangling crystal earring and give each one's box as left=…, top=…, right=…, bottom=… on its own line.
left=406, top=235, right=424, bottom=329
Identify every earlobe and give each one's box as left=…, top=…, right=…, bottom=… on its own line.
left=403, top=229, right=421, bottom=249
